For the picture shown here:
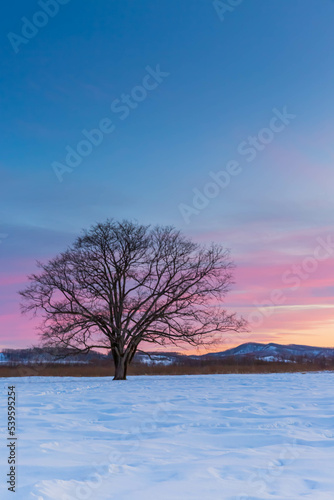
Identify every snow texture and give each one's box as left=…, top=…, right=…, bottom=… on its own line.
left=1, top=373, right=334, bottom=499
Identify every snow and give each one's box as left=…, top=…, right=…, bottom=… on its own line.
left=138, top=354, right=175, bottom=366
left=261, top=356, right=276, bottom=362
left=261, top=356, right=294, bottom=363
left=1, top=373, right=334, bottom=499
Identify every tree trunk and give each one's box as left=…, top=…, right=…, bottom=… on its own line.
left=112, top=349, right=128, bottom=380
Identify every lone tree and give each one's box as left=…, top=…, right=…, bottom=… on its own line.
left=20, top=220, right=246, bottom=379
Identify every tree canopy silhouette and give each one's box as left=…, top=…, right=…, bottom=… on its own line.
left=20, top=220, right=246, bottom=379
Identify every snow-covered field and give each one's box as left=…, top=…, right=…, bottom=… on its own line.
left=1, top=373, right=334, bottom=499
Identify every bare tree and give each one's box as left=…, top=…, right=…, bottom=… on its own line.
left=19, top=220, right=246, bottom=379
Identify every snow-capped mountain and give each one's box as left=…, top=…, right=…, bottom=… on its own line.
left=200, top=342, right=334, bottom=362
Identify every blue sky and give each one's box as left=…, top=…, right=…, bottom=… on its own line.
left=1, top=0, right=334, bottom=349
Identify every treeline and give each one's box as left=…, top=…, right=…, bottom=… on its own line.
left=1, top=353, right=334, bottom=377
left=0, top=347, right=107, bottom=364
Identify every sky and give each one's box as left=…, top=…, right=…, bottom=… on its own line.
left=1, top=0, right=334, bottom=352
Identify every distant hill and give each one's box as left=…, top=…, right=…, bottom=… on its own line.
left=1, top=342, right=334, bottom=366
left=136, top=342, right=334, bottom=365
left=199, top=342, right=334, bottom=363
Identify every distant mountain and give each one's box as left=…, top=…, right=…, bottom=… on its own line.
left=1, top=342, right=334, bottom=366
left=134, top=342, right=334, bottom=365
left=199, top=342, right=334, bottom=362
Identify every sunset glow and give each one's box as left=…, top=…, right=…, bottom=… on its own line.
left=1, top=1, right=334, bottom=351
